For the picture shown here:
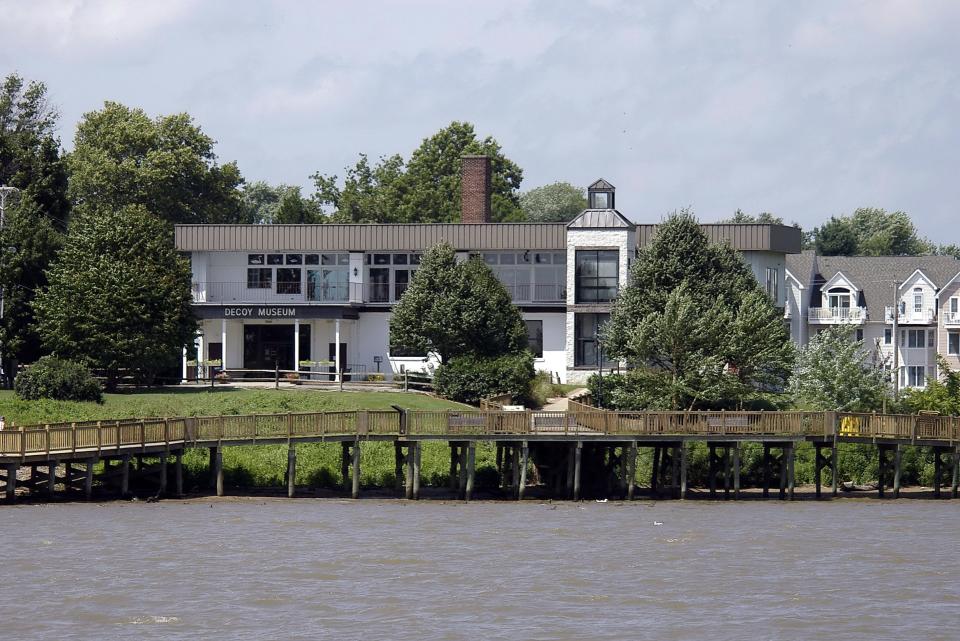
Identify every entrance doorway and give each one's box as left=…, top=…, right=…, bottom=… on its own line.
left=243, top=324, right=311, bottom=372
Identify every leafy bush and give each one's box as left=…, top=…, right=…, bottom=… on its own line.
left=366, top=373, right=385, bottom=382
left=14, top=356, right=103, bottom=403
left=435, top=353, right=535, bottom=405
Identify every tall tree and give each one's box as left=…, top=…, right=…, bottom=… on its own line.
left=67, top=102, right=244, bottom=224
left=240, top=181, right=321, bottom=224
left=312, top=122, right=523, bottom=223
left=520, top=182, right=586, bottom=222
left=604, top=211, right=793, bottom=410
left=33, top=206, right=196, bottom=389
left=720, top=209, right=784, bottom=225
left=812, top=216, right=858, bottom=256
left=0, top=74, right=70, bottom=381
left=788, top=325, right=891, bottom=411
left=811, top=208, right=931, bottom=256
left=389, top=243, right=527, bottom=363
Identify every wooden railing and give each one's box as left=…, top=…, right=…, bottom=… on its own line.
left=2, top=409, right=958, bottom=458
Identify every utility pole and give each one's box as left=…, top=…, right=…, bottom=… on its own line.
left=892, top=281, right=899, bottom=399
left=0, top=186, right=20, bottom=387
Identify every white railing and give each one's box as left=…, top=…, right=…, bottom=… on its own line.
left=808, top=307, right=866, bottom=322
left=192, top=282, right=362, bottom=304
left=884, top=306, right=936, bottom=324
left=942, top=312, right=960, bottom=325
left=366, top=282, right=567, bottom=305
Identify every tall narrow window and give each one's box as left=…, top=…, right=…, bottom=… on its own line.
left=276, top=268, right=301, bottom=295
left=949, top=332, right=960, bottom=355
left=574, top=313, right=613, bottom=367
left=914, top=287, right=923, bottom=313
left=883, top=328, right=892, bottom=345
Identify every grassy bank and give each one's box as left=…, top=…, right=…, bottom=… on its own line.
left=0, top=387, right=464, bottom=427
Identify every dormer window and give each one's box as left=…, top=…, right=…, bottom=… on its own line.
left=913, top=287, right=923, bottom=312
left=827, top=287, right=851, bottom=310
left=587, top=179, right=615, bottom=209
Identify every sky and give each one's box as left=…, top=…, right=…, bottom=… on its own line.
left=2, top=0, right=959, bottom=240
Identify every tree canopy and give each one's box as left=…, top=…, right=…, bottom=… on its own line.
left=240, top=181, right=321, bottom=224
left=787, top=325, right=890, bottom=411
left=33, top=206, right=196, bottom=388
left=810, top=208, right=932, bottom=256
left=389, top=243, right=527, bottom=363
left=603, top=211, right=793, bottom=410
left=520, top=182, right=586, bottom=222
left=312, top=122, right=523, bottom=223
left=0, top=74, right=70, bottom=381
left=67, top=101, right=244, bottom=224
left=720, top=209, right=784, bottom=225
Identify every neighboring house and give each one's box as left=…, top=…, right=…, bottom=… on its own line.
left=175, top=158, right=802, bottom=384
left=785, top=252, right=960, bottom=389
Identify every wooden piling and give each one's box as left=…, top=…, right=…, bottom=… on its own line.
left=566, top=445, right=575, bottom=498
left=518, top=441, right=529, bottom=501
left=351, top=440, right=361, bottom=499
left=573, top=441, right=582, bottom=501
left=814, top=444, right=823, bottom=498
left=893, top=446, right=903, bottom=499
left=732, top=445, right=740, bottom=500
left=4, top=462, right=16, bottom=501
left=831, top=445, right=839, bottom=497
left=287, top=445, right=296, bottom=498
left=671, top=446, right=680, bottom=499
left=680, top=443, right=688, bottom=500
left=786, top=445, right=795, bottom=501
left=934, top=448, right=942, bottom=499
left=449, top=443, right=459, bottom=491
left=762, top=444, right=771, bottom=498
left=708, top=444, right=717, bottom=497
left=84, top=458, right=94, bottom=500
left=412, top=442, right=421, bottom=500
left=723, top=446, right=731, bottom=500
left=208, top=447, right=218, bottom=490
left=627, top=441, right=638, bottom=501
left=651, top=446, right=661, bottom=496
left=465, top=442, right=476, bottom=502
left=214, top=448, right=224, bottom=497
left=394, top=443, right=404, bottom=492
left=404, top=443, right=414, bottom=499
left=779, top=448, right=787, bottom=500
left=48, top=461, right=58, bottom=495
left=511, top=445, right=520, bottom=493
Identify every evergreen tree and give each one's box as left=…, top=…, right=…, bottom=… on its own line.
left=33, top=206, right=196, bottom=389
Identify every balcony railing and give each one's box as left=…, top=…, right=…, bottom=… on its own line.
left=944, top=312, right=960, bottom=325
left=808, top=306, right=866, bottom=323
left=192, top=282, right=363, bottom=304
left=365, top=282, right=567, bottom=304
left=884, top=307, right=936, bottom=324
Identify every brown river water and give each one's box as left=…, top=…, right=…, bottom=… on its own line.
left=1, top=498, right=959, bottom=640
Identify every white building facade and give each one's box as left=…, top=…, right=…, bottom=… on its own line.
left=176, top=172, right=802, bottom=384
left=785, top=252, right=960, bottom=390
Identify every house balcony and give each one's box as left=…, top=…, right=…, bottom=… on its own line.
left=808, top=306, right=866, bottom=324
left=885, top=307, right=936, bottom=325
left=365, top=282, right=567, bottom=305
left=944, top=312, right=960, bottom=326
left=192, top=282, right=363, bottom=305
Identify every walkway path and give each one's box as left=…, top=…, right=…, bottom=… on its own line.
left=540, top=388, right=589, bottom=412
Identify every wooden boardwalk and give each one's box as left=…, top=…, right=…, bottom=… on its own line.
left=1, top=407, right=958, bottom=502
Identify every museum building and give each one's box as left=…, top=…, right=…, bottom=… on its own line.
left=175, top=156, right=802, bottom=383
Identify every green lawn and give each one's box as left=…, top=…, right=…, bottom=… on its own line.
left=0, top=387, right=465, bottom=427
left=0, top=387, right=481, bottom=492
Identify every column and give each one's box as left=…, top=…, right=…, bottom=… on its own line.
left=334, top=318, right=341, bottom=383
left=197, top=332, right=205, bottom=382
left=181, top=347, right=188, bottom=382
left=221, top=318, right=228, bottom=370
left=294, top=319, right=300, bottom=373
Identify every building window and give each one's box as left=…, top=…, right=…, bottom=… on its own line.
left=574, top=313, right=614, bottom=367
left=247, top=268, right=272, bottom=289
left=949, top=332, right=959, bottom=355
left=525, top=320, right=543, bottom=358
left=884, top=328, right=892, bottom=345
left=951, top=297, right=959, bottom=315
left=365, top=253, right=423, bottom=302
left=482, top=251, right=565, bottom=301
left=306, top=254, right=349, bottom=302
left=305, top=254, right=320, bottom=265
left=855, top=329, right=863, bottom=342
left=247, top=254, right=265, bottom=265
left=929, top=330, right=935, bottom=348
left=914, top=287, right=923, bottom=312
left=276, top=268, right=301, bottom=294
left=907, top=365, right=926, bottom=387
left=286, top=254, right=303, bottom=265
left=826, top=287, right=851, bottom=310
left=907, top=329, right=926, bottom=348
left=267, top=254, right=284, bottom=265
left=765, top=267, right=779, bottom=301
left=575, top=250, right=619, bottom=303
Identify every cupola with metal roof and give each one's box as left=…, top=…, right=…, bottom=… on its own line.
left=567, top=178, right=634, bottom=229
left=587, top=178, right=615, bottom=209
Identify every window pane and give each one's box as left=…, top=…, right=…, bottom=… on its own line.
left=305, top=254, right=320, bottom=265
left=949, top=333, right=959, bottom=354
left=286, top=254, right=303, bottom=265
left=248, top=254, right=265, bottom=265
left=393, top=254, right=408, bottom=265
left=276, top=268, right=301, bottom=294
left=369, top=268, right=390, bottom=302
left=338, top=254, right=350, bottom=265
left=499, top=253, right=516, bottom=265
left=524, top=320, right=543, bottom=358
left=247, top=268, right=271, bottom=289
left=267, top=254, right=283, bottom=265
left=374, top=254, right=390, bottom=265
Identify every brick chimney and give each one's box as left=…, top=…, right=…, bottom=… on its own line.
left=460, top=154, right=491, bottom=223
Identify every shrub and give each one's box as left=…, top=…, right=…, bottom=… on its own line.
left=435, top=353, right=535, bottom=405
left=366, top=373, right=385, bottom=382
left=14, top=356, right=103, bottom=403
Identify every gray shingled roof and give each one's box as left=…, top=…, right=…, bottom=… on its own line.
left=566, top=209, right=635, bottom=229
left=787, top=253, right=960, bottom=311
